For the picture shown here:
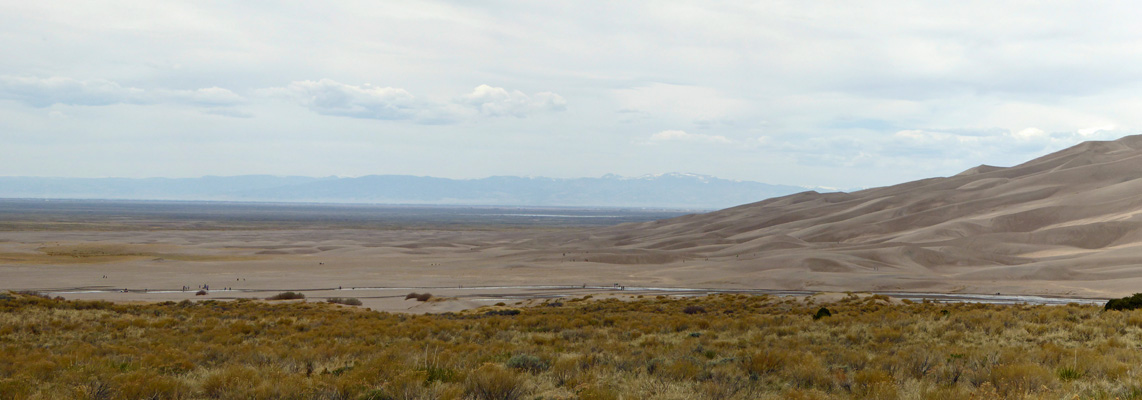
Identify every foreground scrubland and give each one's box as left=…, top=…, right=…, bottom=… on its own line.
left=1, top=292, right=1140, bottom=400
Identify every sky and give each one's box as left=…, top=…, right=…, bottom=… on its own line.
left=0, top=1, right=1138, bottom=190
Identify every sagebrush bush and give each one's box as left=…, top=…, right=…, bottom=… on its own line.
left=506, top=354, right=548, bottom=373
left=485, top=309, right=520, bottom=316
left=682, top=305, right=706, bottom=314
left=405, top=292, right=432, bottom=301
left=325, top=297, right=362, bottom=306
left=266, top=292, right=305, bottom=300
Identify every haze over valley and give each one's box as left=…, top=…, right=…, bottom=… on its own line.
left=0, top=173, right=819, bottom=209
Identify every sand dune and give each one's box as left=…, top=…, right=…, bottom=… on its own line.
left=527, top=135, right=1142, bottom=297
left=9, top=136, right=1142, bottom=310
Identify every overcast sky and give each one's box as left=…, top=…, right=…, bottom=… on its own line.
left=1, top=1, right=1137, bottom=189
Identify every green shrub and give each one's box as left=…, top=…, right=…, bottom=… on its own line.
left=1057, top=366, right=1083, bottom=381
left=682, top=305, right=706, bottom=314
left=266, top=292, right=305, bottom=300
left=420, top=366, right=458, bottom=384
left=485, top=309, right=520, bottom=316
left=1105, top=293, right=1142, bottom=311
left=506, top=354, right=548, bottom=373
left=405, top=292, right=432, bottom=301
left=325, top=297, right=362, bottom=306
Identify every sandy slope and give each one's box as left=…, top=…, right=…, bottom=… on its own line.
left=8, top=136, right=1142, bottom=310
left=558, top=134, right=1142, bottom=298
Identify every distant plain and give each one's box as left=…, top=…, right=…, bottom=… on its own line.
left=0, top=199, right=700, bottom=312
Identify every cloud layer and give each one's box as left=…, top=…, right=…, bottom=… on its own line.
left=0, top=76, right=245, bottom=111
left=269, top=80, right=565, bottom=123
left=2, top=2, right=1141, bottom=189
left=647, top=130, right=731, bottom=144
left=0, top=76, right=565, bottom=123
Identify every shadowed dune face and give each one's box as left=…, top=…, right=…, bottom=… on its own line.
left=547, top=135, right=1142, bottom=296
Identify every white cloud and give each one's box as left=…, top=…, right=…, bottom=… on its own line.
left=279, top=79, right=426, bottom=121
left=1011, top=127, right=1046, bottom=141
left=457, top=84, right=566, bottom=117
left=1078, top=125, right=1116, bottom=136
left=0, top=76, right=144, bottom=107
left=273, top=80, right=566, bottom=123
left=885, top=127, right=1127, bottom=170
left=0, top=76, right=247, bottom=111
left=648, top=129, right=731, bottom=144
left=614, top=83, right=745, bottom=122
left=160, top=87, right=246, bottom=107
left=202, top=108, right=254, bottom=118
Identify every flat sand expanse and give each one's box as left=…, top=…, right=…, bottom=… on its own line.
left=0, top=227, right=1113, bottom=313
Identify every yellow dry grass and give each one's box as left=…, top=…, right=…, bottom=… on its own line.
left=1, top=292, right=1140, bottom=399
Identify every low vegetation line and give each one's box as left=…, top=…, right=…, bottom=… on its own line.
left=35, top=284, right=1110, bottom=307
left=2, top=291, right=1140, bottom=399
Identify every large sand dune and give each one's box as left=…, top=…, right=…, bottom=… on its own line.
left=547, top=134, right=1142, bottom=297
left=7, top=136, right=1142, bottom=310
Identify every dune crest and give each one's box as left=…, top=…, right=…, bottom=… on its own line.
left=558, top=135, right=1142, bottom=296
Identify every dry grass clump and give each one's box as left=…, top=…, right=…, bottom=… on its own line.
left=466, top=364, right=528, bottom=400
left=5, top=291, right=1142, bottom=399
left=266, top=291, right=305, bottom=300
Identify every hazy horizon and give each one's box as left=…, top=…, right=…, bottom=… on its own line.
left=0, top=173, right=823, bottom=209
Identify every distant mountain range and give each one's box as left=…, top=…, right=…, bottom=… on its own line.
left=0, top=173, right=822, bottom=209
